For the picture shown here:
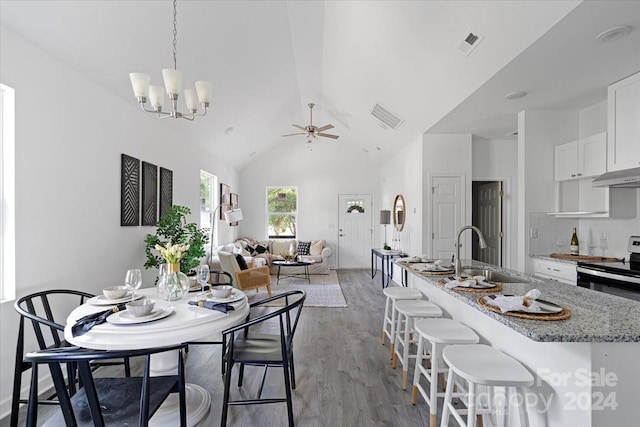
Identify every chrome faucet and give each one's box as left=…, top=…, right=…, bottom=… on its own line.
left=455, top=225, right=487, bottom=277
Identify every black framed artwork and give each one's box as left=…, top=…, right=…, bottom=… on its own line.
left=220, top=183, right=231, bottom=220
left=121, top=154, right=140, bottom=226
left=141, top=161, right=158, bottom=226
left=159, top=167, right=173, bottom=220
left=230, top=193, right=239, bottom=226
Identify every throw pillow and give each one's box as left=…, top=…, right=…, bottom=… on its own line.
left=309, top=240, right=324, bottom=256
left=235, top=254, right=249, bottom=270
left=254, top=244, right=269, bottom=254
left=297, top=241, right=311, bottom=255
left=246, top=244, right=255, bottom=255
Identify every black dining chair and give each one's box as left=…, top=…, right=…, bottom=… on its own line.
left=11, top=289, right=131, bottom=427
left=220, top=290, right=306, bottom=427
left=24, top=344, right=187, bottom=427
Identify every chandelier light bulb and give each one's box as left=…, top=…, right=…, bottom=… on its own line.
left=149, top=85, right=165, bottom=111
left=195, top=81, right=212, bottom=104
left=162, top=69, right=182, bottom=96
left=184, top=89, right=198, bottom=111
left=129, top=73, right=150, bottom=99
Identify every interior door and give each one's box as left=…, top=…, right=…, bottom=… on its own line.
left=338, top=194, right=372, bottom=268
left=474, top=181, right=502, bottom=266
left=430, top=175, right=464, bottom=262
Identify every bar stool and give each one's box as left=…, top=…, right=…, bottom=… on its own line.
left=441, top=344, right=534, bottom=427
left=392, top=299, right=443, bottom=389
left=411, top=319, right=480, bottom=427
left=381, top=287, right=423, bottom=360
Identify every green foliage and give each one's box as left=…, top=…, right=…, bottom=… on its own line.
left=267, top=188, right=297, bottom=236
left=144, top=205, right=209, bottom=275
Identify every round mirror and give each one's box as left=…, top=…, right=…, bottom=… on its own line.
left=393, top=194, right=405, bottom=232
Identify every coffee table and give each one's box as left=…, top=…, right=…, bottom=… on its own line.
left=272, top=260, right=312, bottom=284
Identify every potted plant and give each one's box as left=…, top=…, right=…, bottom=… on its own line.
left=144, top=205, right=209, bottom=277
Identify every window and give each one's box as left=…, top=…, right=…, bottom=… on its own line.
left=200, top=171, right=218, bottom=246
left=1, top=83, right=16, bottom=302
left=267, top=187, right=297, bottom=238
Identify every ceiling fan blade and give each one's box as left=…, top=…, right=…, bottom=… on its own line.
left=317, top=133, right=339, bottom=139
left=282, top=132, right=307, bottom=137
left=292, top=124, right=306, bottom=131
left=317, top=124, right=334, bottom=132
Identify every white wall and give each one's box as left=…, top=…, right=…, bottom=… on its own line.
left=0, top=27, right=239, bottom=416
left=378, top=136, right=423, bottom=256
left=517, top=109, right=578, bottom=272
left=238, top=139, right=379, bottom=268
left=472, top=137, right=518, bottom=269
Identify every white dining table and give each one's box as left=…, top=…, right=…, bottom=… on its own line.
left=63, top=287, right=250, bottom=427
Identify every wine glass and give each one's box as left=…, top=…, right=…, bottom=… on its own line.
left=587, top=232, right=598, bottom=256
left=599, top=231, right=608, bottom=257
left=157, top=263, right=168, bottom=297
left=555, top=238, right=565, bottom=254
left=196, top=264, right=210, bottom=296
left=125, top=269, right=142, bottom=302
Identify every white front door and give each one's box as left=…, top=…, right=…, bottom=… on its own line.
left=430, top=175, right=464, bottom=262
left=338, top=194, right=372, bottom=268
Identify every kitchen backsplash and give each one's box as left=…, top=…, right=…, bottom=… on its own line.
left=530, top=208, right=639, bottom=260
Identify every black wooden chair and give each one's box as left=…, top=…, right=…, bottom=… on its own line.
left=221, top=290, right=306, bottom=427
left=24, top=344, right=187, bottom=426
left=11, top=289, right=131, bottom=427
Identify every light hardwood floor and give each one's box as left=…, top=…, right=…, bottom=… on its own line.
left=6, top=269, right=458, bottom=426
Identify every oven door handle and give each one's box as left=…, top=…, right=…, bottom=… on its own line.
left=577, top=267, right=640, bottom=285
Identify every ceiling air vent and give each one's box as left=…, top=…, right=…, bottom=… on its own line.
left=457, top=31, right=484, bottom=56
left=371, top=102, right=404, bottom=130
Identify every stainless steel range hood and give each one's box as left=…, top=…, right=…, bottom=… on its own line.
left=592, top=167, right=640, bottom=188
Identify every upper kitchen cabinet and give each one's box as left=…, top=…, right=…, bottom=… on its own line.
left=608, top=71, right=640, bottom=172
left=554, top=132, right=606, bottom=181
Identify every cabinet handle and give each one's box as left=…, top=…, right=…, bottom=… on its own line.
left=546, top=267, right=561, bottom=272
left=571, top=174, right=576, bottom=177
left=577, top=173, right=582, bottom=176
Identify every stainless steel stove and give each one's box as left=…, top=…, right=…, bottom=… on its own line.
left=577, top=236, right=640, bottom=301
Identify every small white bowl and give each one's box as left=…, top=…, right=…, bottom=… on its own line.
left=210, top=285, right=233, bottom=299
left=103, top=286, right=128, bottom=300
left=473, top=275, right=487, bottom=282
left=126, top=299, right=155, bottom=317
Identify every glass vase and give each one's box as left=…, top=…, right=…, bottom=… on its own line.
left=159, top=263, right=190, bottom=301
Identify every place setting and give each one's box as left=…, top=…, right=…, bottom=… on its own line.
left=477, top=289, right=571, bottom=320
left=405, top=259, right=455, bottom=276
left=438, top=274, right=502, bottom=293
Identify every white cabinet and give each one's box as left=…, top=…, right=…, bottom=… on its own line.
left=554, top=132, right=607, bottom=182
left=554, top=140, right=577, bottom=181
left=608, top=71, right=640, bottom=172
left=578, top=132, right=607, bottom=177
left=533, top=259, right=576, bottom=285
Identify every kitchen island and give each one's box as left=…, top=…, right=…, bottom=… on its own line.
left=396, top=261, right=640, bottom=427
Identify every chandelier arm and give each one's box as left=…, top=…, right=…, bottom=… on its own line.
left=180, top=114, right=195, bottom=121
left=139, top=103, right=158, bottom=113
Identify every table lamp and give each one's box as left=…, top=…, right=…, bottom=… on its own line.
left=380, top=209, right=391, bottom=248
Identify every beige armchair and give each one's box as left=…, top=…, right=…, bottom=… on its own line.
left=218, top=251, right=272, bottom=297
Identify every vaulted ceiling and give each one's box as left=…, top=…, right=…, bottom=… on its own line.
left=2, top=1, right=639, bottom=168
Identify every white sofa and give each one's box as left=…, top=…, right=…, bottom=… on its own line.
left=210, top=238, right=332, bottom=275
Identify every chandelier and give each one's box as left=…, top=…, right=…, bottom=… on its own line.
left=128, top=0, right=212, bottom=121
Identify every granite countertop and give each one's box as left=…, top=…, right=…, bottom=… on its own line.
left=396, top=260, right=640, bottom=343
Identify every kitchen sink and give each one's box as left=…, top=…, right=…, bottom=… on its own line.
left=461, top=269, right=527, bottom=283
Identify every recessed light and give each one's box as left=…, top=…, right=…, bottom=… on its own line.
left=224, top=126, right=235, bottom=135
left=363, top=148, right=370, bottom=153
left=595, top=25, right=632, bottom=43
left=504, top=91, right=527, bottom=100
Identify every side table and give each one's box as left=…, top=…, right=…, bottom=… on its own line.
left=371, top=249, right=405, bottom=288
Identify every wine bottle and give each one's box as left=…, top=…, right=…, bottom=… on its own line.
left=570, top=228, right=579, bottom=255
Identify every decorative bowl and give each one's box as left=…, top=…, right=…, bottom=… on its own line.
left=210, top=285, right=233, bottom=299
left=102, top=286, right=128, bottom=300
left=126, top=299, right=155, bottom=317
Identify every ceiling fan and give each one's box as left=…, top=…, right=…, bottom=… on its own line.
left=282, top=103, right=339, bottom=143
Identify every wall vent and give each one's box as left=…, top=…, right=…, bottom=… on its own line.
left=371, top=102, right=404, bottom=130
left=457, top=31, right=484, bottom=56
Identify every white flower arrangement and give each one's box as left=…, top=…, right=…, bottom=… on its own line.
left=155, top=242, right=191, bottom=264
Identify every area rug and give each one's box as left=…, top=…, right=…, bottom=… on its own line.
left=246, top=270, right=347, bottom=308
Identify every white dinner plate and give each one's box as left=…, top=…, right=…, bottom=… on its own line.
left=106, top=306, right=174, bottom=325
left=87, top=292, right=144, bottom=306
left=205, top=290, right=244, bottom=303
